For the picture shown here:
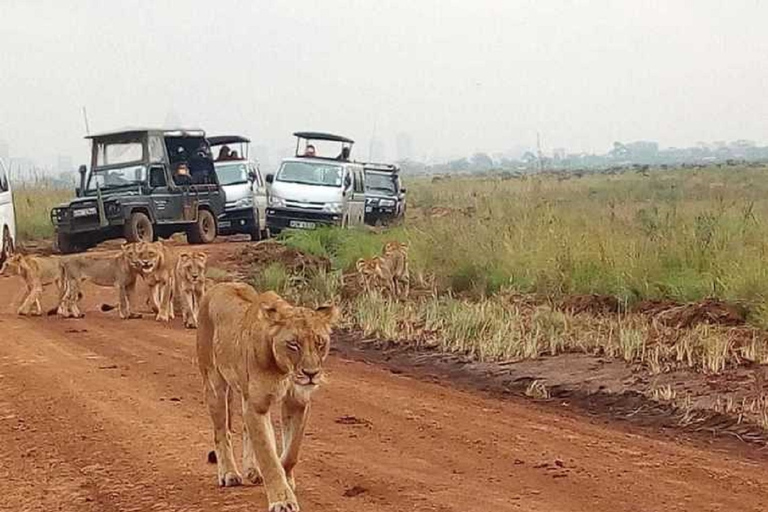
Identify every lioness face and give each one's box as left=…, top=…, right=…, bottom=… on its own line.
left=267, top=305, right=340, bottom=388
left=0, top=253, right=23, bottom=277
left=179, top=251, right=207, bottom=283
left=133, top=242, right=163, bottom=274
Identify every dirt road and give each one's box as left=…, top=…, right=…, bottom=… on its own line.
left=2, top=257, right=768, bottom=511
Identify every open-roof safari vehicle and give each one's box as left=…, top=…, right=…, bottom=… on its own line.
left=51, top=128, right=225, bottom=254
left=363, top=162, right=406, bottom=226
left=265, top=131, right=366, bottom=234
left=208, top=135, right=268, bottom=241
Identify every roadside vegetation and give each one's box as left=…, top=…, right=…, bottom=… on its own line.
left=12, top=182, right=71, bottom=241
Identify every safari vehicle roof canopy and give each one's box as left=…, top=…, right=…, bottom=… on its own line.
left=293, top=131, right=354, bottom=160
left=208, top=135, right=251, bottom=161
left=364, top=162, right=400, bottom=173
left=85, top=127, right=206, bottom=140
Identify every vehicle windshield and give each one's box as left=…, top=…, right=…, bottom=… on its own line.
left=276, top=161, right=343, bottom=187
left=216, top=162, right=249, bottom=186
left=365, top=172, right=397, bottom=194
left=87, top=165, right=146, bottom=192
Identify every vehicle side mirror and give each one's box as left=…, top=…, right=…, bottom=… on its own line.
left=265, top=174, right=274, bottom=184
left=77, top=164, right=87, bottom=197
left=344, top=175, right=352, bottom=189
left=248, top=170, right=257, bottom=182
left=400, top=187, right=407, bottom=193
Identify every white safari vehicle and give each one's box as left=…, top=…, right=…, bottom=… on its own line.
left=265, top=131, right=366, bottom=235
left=0, top=158, right=16, bottom=264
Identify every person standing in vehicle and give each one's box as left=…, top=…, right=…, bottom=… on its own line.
left=173, top=162, right=193, bottom=186
left=304, top=144, right=316, bottom=157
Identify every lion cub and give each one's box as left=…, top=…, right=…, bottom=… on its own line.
left=174, top=250, right=207, bottom=328
left=0, top=253, right=65, bottom=316
left=197, top=282, right=339, bottom=512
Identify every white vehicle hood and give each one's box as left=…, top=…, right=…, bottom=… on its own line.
left=270, top=181, right=344, bottom=204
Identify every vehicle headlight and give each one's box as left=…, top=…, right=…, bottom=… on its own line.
left=105, top=201, right=121, bottom=216
left=323, top=202, right=343, bottom=213
left=379, top=199, right=396, bottom=207
left=269, top=195, right=285, bottom=207
left=365, top=197, right=378, bottom=205
left=234, top=197, right=254, bottom=208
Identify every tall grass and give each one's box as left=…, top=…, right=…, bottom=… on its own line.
left=280, top=166, right=768, bottom=323
left=12, top=183, right=72, bottom=241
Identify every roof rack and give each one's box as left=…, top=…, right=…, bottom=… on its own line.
left=293, top=131, right=354, bottom=144
left=364, top=162, right=400, bottom=173
left=208, top=135, right=251, bottom=146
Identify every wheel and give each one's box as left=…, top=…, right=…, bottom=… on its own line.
left=249, top=228, right=262, bottom=242
left=55, top=232, right=82, bottom=254
left=2, top=226, right=13, bottom=255
left=187, top=209, right=217, bottom=244
left=124, top=211, right=154, bottom=243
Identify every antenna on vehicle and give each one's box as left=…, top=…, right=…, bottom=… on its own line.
left=82, top=106, right=91, bottom=136
left=369, top=119, right=378, bottom=161
left=536, top=131, right=543, bottom=173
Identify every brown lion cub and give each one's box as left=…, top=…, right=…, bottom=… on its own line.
left=175, top=250, right=207, bottom=328
left=62, top=243, right=143, bottom=319
left=197, top=282, right=339, bottom=512
left=133, top=241, right=175, bottom=322
left=381, top=240, right=410, bottom=297
left=0, top=253, right=65, bottom=316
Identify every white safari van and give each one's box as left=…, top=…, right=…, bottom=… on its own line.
left=0, top=158, right=16, bottom=261
left=265, top=132, right=366, bottom=235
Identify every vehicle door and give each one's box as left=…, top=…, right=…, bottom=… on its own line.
left=149, top=165, right=197, bottom=223
left=348, top=167, right=366, bottom=227
left=250, top=162, right=267, bottom=231
left=0, top=159, right=16, bottom=253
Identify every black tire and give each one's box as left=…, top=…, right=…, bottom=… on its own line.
left=124, top=211, right=154, bottom=243
left=55, top=232, right=81, bottom=254
left=249, top=228, right=262, bottom=242
left=187, top=209, right=217, bottom=244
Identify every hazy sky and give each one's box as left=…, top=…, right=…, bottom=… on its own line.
left=2, top=0, right=768, bottom=167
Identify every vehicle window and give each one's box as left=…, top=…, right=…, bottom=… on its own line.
left=215, top=163, right=249, bottom=186
left=0, top=162, right=8, bottom=192
left=96, top=141, right=143, bottom=166
left=365, top=172, right=397, bottom=194
left=252, top=166, right=263, bottom=187
left=148, top=136, right=165, bottom=163
left=87, top=165, right=146, bottom=191
left=149, top=166, right=167, bottom=188
left=354, top=170, right=364, bottom=193
left=276, top=161, right=343, bottom=188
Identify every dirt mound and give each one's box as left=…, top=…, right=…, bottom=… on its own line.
left=558, top=294, right=621, bottom=316
left=235, top=240, right=331, bottom=274
left=653, top=299, right=746, bottom=328
left=631, top=299, right=680, bottom=316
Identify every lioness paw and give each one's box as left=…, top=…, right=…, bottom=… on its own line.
left=219, top=471, right=243, bottom=487
left=269, top=501, right=299, bottom=512
left=244, top=467, right=263, bottom=485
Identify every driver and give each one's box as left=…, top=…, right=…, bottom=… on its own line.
left=304, top=144, right=316, bottom=157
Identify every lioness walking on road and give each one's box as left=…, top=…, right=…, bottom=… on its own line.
left=197, top=282, right=339, bottom=512
left=0, top=253, right=66, bottom=316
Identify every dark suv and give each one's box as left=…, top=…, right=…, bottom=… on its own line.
left=51, top=128, right=225, bottom=253
left=363, top=163, right=406, bottom=226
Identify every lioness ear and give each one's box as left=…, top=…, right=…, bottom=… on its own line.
left=315, top=304, right=340, bottom=326
left=262, top=305, right=284, bottom=325
left=179, top=252, right=190, bottom=260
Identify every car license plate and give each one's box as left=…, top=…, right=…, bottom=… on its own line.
left=218, top=220, right=231, bottom=228
left=72, top=207, right=97, bottom=218
left=289, top=220, right=316, bottom=229
left=365, top=206, right=372, bottom=213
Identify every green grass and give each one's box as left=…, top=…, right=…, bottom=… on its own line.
left=277, top=166, right=768, bottom=324
left=13, top=184, right=72, bottom=241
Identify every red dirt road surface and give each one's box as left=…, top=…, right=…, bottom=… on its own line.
left=2, top=252, right=768, bottom=511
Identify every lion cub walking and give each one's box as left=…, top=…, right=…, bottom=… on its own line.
left=355, top=240, right=410, bottom=297
left=197, top=282, right=339, bottom=512
left=174, top=250, right=207, bottom=328
left=0, top=253, right=66, bottom=316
